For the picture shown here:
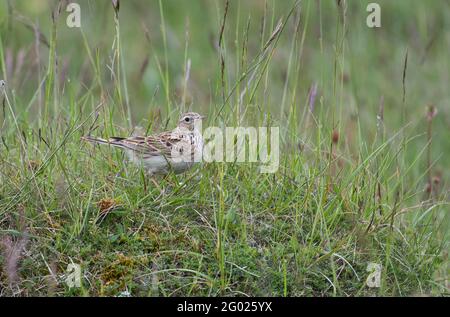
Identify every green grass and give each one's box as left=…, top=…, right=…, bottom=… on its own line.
left=0, top=0, right=448, bottom=296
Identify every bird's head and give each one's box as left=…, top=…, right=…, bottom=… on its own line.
left=177, top=112, right=205, bottom=131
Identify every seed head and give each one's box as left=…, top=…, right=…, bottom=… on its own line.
left=332, top=130, right=339, bottom=144
left=426, top=105, right=437, bottom=122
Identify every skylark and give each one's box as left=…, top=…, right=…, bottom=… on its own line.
left=82, top=112, right=205, bottom=175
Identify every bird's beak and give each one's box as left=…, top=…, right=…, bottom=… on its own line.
left=200, top=115, right=207, bottom=119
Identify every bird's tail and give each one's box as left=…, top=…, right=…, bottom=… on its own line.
left=82, top=136, right=128, bottom=149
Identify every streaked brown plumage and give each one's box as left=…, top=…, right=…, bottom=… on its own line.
left=82, top=112, right=205, bottom=175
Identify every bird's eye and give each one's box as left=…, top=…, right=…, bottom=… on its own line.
left=184, top=117, right=190, bottom=122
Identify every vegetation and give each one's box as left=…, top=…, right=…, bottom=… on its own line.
left=0, top=0, right=448, bottom=296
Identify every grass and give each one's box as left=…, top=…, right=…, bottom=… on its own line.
left=0, top=0, right=448, bottom=296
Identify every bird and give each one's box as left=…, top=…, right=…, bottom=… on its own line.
left=82, top=112, right=205, bottom=175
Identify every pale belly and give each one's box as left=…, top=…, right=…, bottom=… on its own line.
left=126, top=150, right=194, bottom=175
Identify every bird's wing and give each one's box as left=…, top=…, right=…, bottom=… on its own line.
left=145, top=131, right=184, bottom=157
left=110, top=131, right=186, bottom=158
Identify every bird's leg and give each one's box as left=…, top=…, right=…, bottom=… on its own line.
left=146, top=171, right=164, bottom=193
left=163, top=173, right=173, bottom=184
left=150, top=177, right=162, bottom=190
